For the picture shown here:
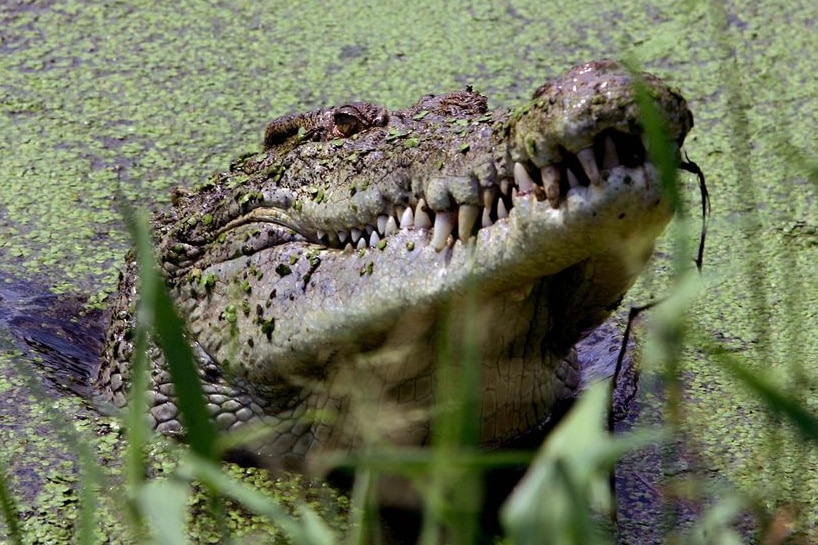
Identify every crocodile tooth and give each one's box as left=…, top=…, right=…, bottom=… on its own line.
left=497, top=198, right=509, bottom=219
left=343, top=242, right=354, bottom=252
left=431, top=211, right=454, bottom=251
left=369, top=231, right=380, bottom=248
left=482, top=187, right=495, bottom=208
left=384, top=215, right=398, bottom=236
left=566, top=167, right=581, bottom=189
left=482, top=208, right=493, bottom=227
left=338, top=230, right=348, bottom=243
left=414, top=198, right=433, bottom=229
left=500, top=178, right=511, bottom=195
left=514, top=162, right=535, bottom=193
left=602, top=135, right=618, bottom=169
left=482, top=188, right=495, bottom=227
left=356, top=237, right=367, bottom=250
left=577, top=147, right=600, bottom=185
left=400, top=206, right=414, bottom=229
left=377, top=214, right=388, bottom=235
left=316, top=229, right=326, bottom=242
left=458, top=204, right=479, bottom=240
left=350, top=228, right=362, bottom=243
left=541, top=165, right=561, bottom=209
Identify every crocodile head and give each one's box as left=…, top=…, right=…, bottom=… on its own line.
left=99, top=59, right=693, bottom=473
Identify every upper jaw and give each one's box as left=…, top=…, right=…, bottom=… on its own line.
left=202, top=60, right=692, bottom=261
left=289, top=61, right=691, bottom=255
left=234, top=136, right=682, bottom=261
left=290, top=136, right=685, bottom=258
left=507, top=126, right=679, bottom=210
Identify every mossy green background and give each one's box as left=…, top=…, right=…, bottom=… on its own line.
left=1, top=0, right=817, bottom=542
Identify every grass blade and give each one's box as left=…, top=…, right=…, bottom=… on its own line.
left=122, top=208, right=151, bottom=534
left=124, top=208, right=218, bottom=462
left=137, top=479, right=190, bottom=545
left=0, top=468, right=22, bottom=545
left=502, top=383, right=660, bottom=545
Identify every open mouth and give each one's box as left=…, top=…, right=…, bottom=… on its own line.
left=313, top=128, right=669, bottom=253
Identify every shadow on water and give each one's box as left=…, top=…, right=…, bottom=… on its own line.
left=1, top=278, right=107, bottom=398
left=0, top=277, right=113, bottom=511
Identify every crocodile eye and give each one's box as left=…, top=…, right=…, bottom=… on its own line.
left=333, top=109, right=365, bottom=137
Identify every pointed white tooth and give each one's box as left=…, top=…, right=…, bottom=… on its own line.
left=316, top=229, right=326, bottom=241
left=482, top=187, right=495, bottom=208
left=414, top=199, right=433, bottom=229
left=377, top=214, right=388, bottom=235
left=350, top=228, right=362, bottom=243
left=458, top=204, right=479, bottom=240
left=400, top=206, right=414, bottom=229
left=497, top=198, right=508, bottom=219
left=356, top=237, right=367, bottom=250
left=566, top=167, right=580, bottom=189
left=482, top=188, right=495, bottom=227
left=514, top=162, right=535, bottom=193
left=482, top=208, right=493, bottom=227
left=577, top=147, right=600, bottom=185
left=384, top=215, right=398, bottom=236
left=343, top=242, right=354, bottom=252
left=369, top=231, right=380, bottom=248
left=603, top=135, right=619, bottom=169
left=431, top=211, right=454, bottom=251
left=541, top=165, right=561, bottom=209
left=338, top=230, right=348, bottom=243
left=500, top=178, right=511, bottom=195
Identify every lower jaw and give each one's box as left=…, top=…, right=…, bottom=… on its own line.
left=307, top=276, right=572, bottom=448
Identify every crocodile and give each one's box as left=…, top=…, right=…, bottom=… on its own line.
left=97, top=59, right=694, bottom=494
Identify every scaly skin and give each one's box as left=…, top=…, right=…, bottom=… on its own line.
left=97, top=60, right=693, bottom=477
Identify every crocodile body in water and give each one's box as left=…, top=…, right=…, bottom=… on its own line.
left=94, top=59, right=693, bottom=495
